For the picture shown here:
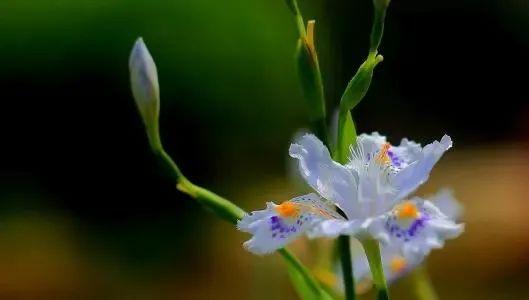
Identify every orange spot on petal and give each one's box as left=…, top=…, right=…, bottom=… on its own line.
left=390, top=256, right=407, bottom=274
left=276, top=202, right=299, bottom=218
left=396, top=201, right=419, bottom=219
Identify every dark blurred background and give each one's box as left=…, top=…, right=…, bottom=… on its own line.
left=0, top=0, right=528, bottom=299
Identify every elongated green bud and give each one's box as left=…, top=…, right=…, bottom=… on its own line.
left=340, top=52, right=383, bottom=112
left=334, top=53, right=382, bottom=163
left=129, top=37, right=162, bottom=151
left=295, top=21, right=328, bottom=145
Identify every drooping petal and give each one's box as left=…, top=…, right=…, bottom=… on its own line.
left=378, top=198, right=464, bottom=257
left=237, top=193, right=345, bottom=255
left=289, top=134, right=358, bottom=218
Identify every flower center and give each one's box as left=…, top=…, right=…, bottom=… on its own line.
left=275, top=202, right=299, bottom=218
left=389, top=256, right=407, bottom=273
left=395, top=201, right=420, bottom=220
left=385, top=201, right=428, bottom=242
left=375, top=143, right=391, bottom=165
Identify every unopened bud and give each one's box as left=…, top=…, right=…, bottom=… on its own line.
left=129, top=37, right=161, bottom=151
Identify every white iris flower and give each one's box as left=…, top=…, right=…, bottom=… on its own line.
left=237, top=133, right=463, bottom=255
left=353, top=189, right=464, bottom=284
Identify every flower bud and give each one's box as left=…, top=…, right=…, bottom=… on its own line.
left=129, top=37, right=162, bottom=151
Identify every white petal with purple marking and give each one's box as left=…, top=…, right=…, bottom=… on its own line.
left=237, top=193, right=345, bottom=255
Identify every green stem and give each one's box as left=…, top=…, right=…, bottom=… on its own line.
left=369, top=0, right=389, bottom=53
left=338, top=235, right=356, bottom=300
left=361, top=239, right=389, bottom=300
left=410, top=265, right=439, bottom=300
left=156, top=148, right=188, bottom=184
left=154, top=144, right=328, bottom=297
left=334, top=2, right=390, bottom=296
left=284, top=0, right=307, bottom=38
left=278, top=248, right=326, bottom=297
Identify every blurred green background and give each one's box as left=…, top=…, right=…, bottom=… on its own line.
left=0, top=0, right=528, bottom=299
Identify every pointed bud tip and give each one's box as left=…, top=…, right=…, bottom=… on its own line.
left=129, top=37, right=152, bottom=69
left=131, top=37, right=146, bottom=54
left=129, top=37, right=161, bottom=150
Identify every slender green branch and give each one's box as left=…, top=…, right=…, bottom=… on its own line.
left=333, top=2, right=391, bottom=297
left=129, top=37, right=328, bottom=298
left=155, top=143, right=328, bottom=298
left=284, top=0, right=307, bottom=38
left=279, top=248, right=326, bottom=297
left=361, top=239, right=389, bottom=300
left=156, top=148, right=188, bottom=184
left=410, top=265, right=439, bottom=300
left=370, top=0, right=390, bottom=54
left=334, top=0, right=389, bottom=161
left=338, top=236, right=356, bottom=300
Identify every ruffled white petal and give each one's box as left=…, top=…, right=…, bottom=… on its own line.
left=355, top=132, right=388, bottom=156
left=349, top=133, right=453, bottom=204
left=430, top=189, right=463, bottom=221
left=380, top=198, right=464, bottom=257
left=391, top=135, right=453, bottom=200
left=289, top=134, right=358, bottom=218
left=237, top=193, right=345, bottom=255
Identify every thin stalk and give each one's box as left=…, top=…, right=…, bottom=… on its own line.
left=369, top=0, right=389, bottom=54
left=334, top=1, right=391, bottom=298
left=361, top=239, right=389, bottom=300
left=279, top=248, right=326, bottom=297
left=410, top=265, right=439, bottom=300
left=284, top=0, right=307, bottom=38
left=338, top=235, right=356, bottom=300
left=154, top=144, right=327, bottom=297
